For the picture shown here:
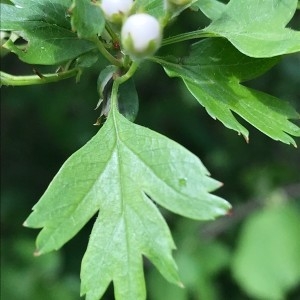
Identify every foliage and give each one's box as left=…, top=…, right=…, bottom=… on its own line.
left=1, top=0, right=300, bottom=300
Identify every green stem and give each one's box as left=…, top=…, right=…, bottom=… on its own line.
left=0, top=68, right=79, bottom=86
left=162, top=30, right=219, bottom=46
left=90, top=36, right=122, bottom=67
left=111, top=61, right=139, bottom=108
left=117, top=61, right=139, bottom=85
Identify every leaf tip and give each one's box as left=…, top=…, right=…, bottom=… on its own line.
left=243, top=134, right=249, bottom=143
left=226, top=207, right=233, bottom=217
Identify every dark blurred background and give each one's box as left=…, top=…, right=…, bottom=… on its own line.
left=1, top=6, right=300, bottom=300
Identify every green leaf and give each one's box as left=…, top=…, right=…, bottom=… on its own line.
left=0, top=0, right=96, bottom=64
left=232, top=202, right=300, bottom=300
left=134, top=0, right=196, bottom=21
left=155, top=38, right=300, bottom=146
left=95, top=66, right=139, bottom=122
left=70, top=0, right=105, bottom=39
left=204, top=0, right=300, bottom=57
left=193, top=0, right=226, bottom=20
left=24, top=101, right=230, bottom=300
left=75, top=50, right=99, bottom=68
left=134, top=0, right=166, bottom=19
left=148, top=220, right=230, bottom=300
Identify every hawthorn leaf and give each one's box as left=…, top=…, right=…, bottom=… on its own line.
left=0, top=0, right=96, bottom=64
left=24, top=101, right=230, bottom=300
left=204, top=0, right=300, bottom=57
left=155, top=38, right=300, bottom=145
left=193, top=0, right=226, bottom=20
left=70, top=0, right=105, bottom=39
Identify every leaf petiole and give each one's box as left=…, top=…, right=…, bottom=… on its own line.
left=162, top=30, right=219, bottom=46
left=0, top=68, right=79, bottom=86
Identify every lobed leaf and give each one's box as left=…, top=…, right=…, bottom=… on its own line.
left=0, top=0, right=96, bottom=64
left=155, top=38, right=300, bottom=145
left=204, top=0, right=300, bottom=57
left=24, top=100, right=230, bottom=300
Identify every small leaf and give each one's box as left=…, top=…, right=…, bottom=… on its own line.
left=70, top=0, right=105, bottom=39
left=193, top=0, right=226, bottom=20
left=232, top=202, right=300, bottom=300
left=204, top=0, right=300, bottom=57
left=24, top=101, right=230, bottom=300
left=134, top=0, right=167, bottom=19
left=75, top=50, right=99, bottom=68
left=134, top=0, right=196, bottom=21
left=0, top=0, right=96, bottom=64
left=96, top=66, right=139, bottom=122
left=118, top=79, right=139, bottom=122
left=97, top=65, right=117, bottom=100
left=156, top=38, right=300, bottom=145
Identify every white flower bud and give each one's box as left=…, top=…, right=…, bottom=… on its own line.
left=101, top=0, right=133, bottom=23
left=121, top=13, right=162, bottom=60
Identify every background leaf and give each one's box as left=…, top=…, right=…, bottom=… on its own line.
left=232, top=202, right=300, bottom=300
left=204, top=0, right=300, bottom=57
left=156, top=38, right=300, bottom=145
left=0, top=0, right=96, bottom=64
left=24, top=102, right=230, bottom=299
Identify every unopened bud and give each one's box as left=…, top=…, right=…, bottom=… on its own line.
left=121, top=13, right=162, bottom=60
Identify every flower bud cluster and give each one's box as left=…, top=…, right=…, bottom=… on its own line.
left=100, top=0, right=161, bottom=60
left=100, top=0, right=192, bottom=60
